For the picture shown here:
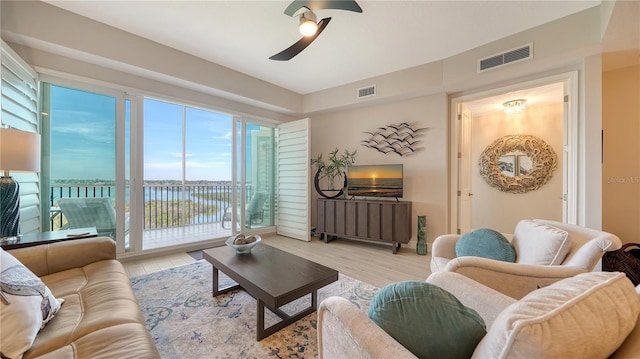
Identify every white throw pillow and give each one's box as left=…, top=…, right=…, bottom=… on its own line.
left=472, top=272, right=640, bottom=359
left=511, top=220, right=570, bottom=265
left=0, top=247, right=63, bottom=359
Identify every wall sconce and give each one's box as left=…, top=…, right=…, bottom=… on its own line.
left=503, top=99, right=527, bottom=114
left=0, top=128, right=41, bottom=239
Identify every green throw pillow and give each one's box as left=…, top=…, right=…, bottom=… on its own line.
left=455, top=228, right=516, bottom=262
left=368, top=281, right=486, bottom=359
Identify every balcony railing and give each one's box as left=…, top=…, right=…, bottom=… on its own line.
left=50, top=184, right=254, bottom=231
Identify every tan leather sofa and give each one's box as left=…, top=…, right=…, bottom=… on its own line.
left=8, top=237, right=160, bottom=359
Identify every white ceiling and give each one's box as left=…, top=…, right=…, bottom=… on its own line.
left=463, top=82, right=564, bottom=115
left=44, top=0, right=601, bottom=95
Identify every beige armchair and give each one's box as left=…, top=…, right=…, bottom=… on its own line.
left=317, top=271, right=640, bottom=359
left=430, top=219, right=622, bottom=299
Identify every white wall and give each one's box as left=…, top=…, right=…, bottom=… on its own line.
left=0, top=1, right=303, bottom=118
left=471, top=103, right=564, bottom=233
left=603, top=64, right=640, bottom=244
left=0, top=0, right=614, bottom=239
left=311, top=94, right=448, bottom=245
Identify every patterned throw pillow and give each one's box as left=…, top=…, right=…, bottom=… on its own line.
left=0, top=247, right=63, bottom=358
left=455, top=228, right=517, bottom=262
left=368, top=281, right=486, bottom=359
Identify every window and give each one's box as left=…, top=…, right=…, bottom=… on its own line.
left=42, top=84, right=118, bottom=239
left=40, top=81, right=279, bottom=254
left=143, top=98, right=236, bottom=249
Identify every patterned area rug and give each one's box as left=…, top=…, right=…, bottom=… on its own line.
left=130, top=260, right=378, bottom=358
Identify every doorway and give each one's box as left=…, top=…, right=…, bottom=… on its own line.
left=450, top=72, right=578, bottom=234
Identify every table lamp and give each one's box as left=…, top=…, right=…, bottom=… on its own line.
left=0, top=128, right=41, bottom=239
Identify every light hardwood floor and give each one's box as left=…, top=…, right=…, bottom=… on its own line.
left=122, top=234, right=432, bottom=288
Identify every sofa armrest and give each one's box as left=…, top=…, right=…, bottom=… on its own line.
left=318, top=296, right=417, bottom=359
left=8, top=236, right=116, bottom=277
left=443, top=256, right=588, bottom=299
left=430, top=234, right=462, bottom=272
left=431, top=234, right=461, bottom=259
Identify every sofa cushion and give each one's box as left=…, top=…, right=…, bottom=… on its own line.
left=31, top=323, right=161, bottom=359
left=368, top=281, right=486, bottom=359
left=512, top=220, right=570, bottom=265
left=0, top=247, right=63, bottom=359
left=24, top=260, right=148, bottom=358
left=472, top=272, right=640, bottom=359
left=456, top=228, right=516, bottom=262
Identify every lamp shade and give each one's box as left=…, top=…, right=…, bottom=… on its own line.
left=0, top=128, right=41, bottom=172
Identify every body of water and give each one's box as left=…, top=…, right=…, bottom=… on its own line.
left=347, top=178, right=403, bottom=197
left=50, top=185, right=234, bottom=224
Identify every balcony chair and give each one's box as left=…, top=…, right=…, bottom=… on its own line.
left=430, top=219, right=622, bottom=299
left=57, top=197, right=126, bottom=239
left=221, top=192, right=268, bottom=229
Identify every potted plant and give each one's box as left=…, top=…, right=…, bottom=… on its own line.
left=311, top=148, right=357, bottom=196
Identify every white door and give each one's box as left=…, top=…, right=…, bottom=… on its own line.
left=276, top=118, right=310, bottom=241
left=458, top=105, right=473, bottom=234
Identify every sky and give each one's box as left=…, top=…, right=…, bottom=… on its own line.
left=49, top=85, right=257, bottom=182
left=143, top=98, right=233, bottom=181
left=348, top=164, right=403, bottom=179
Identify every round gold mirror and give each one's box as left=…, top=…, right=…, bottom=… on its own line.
left=479, top=135, right=557, bottom=194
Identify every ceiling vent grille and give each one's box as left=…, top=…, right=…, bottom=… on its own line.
left=478, top=43, right=533, bottom=72
left=357, top=85, right=376, bottom=99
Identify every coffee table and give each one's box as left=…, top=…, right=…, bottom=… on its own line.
left=203, top=243, right=339, bottom=340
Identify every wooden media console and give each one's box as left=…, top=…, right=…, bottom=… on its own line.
left=316, top=198, right=412, bottom=254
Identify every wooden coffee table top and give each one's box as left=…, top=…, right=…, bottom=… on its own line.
left=203, top=243, right=339, bottom=309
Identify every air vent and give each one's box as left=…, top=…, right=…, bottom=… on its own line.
left=478, top=43, right=533, bottom=72
left=357, top=85, right=376, bottom=99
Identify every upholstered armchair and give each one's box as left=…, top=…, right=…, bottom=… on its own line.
left=430, top=219, right=622, bottom=299
left=317, top=271, right=640, bottom=359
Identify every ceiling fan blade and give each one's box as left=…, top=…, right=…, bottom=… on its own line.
left=269, top=17, right=331, bottom=61
left=284, top=0, right=362, bottom=16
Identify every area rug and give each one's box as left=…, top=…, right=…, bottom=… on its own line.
left=130, top=260, right=378, bottom=358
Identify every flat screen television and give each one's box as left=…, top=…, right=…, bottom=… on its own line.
left=347, top=164, right=403, bottom=198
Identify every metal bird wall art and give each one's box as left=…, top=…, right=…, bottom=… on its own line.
left=361, top=122, right=427, bottom=157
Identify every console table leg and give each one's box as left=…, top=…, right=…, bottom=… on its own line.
left=392, top=242, right=401, bottom=254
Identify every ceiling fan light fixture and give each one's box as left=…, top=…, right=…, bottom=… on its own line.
left=298, top=10, right=318, bottom=36
left=503, top=99, right=527, bottom=114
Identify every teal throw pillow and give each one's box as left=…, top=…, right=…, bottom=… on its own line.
left=455, top=228, right=516, bottom=262
left=368, top=281, right=486, bottom=359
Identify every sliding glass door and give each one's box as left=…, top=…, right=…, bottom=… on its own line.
left=42, top=79, right=277, bottom=255
left=229, top=121, right=276, bottom=231
left=42, top=83, right=120, bottom=239
left=243, top=122, right=275, bottom=230
left=142, top=98, right=234, bottom=250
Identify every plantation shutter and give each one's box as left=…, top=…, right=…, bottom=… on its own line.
left=1, top=40, right=41, bottom=234
left=276, top=118, right=310, bottom=241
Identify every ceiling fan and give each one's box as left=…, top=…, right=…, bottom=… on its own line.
left=269, top=0, right=363, bottom=61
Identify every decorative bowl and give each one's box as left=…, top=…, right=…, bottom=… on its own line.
left=225, top=235, right=261, bottom=254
